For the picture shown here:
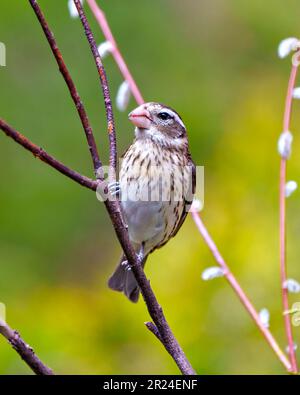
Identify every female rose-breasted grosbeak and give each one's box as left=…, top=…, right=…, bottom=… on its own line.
left=108, top=102, right=196, bottom=302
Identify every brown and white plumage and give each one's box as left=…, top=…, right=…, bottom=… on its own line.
left=108, top=102, right=196, bottom=302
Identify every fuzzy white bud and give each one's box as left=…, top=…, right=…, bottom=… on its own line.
left=190, top=199, right=203, bottom=213
left=201, top=266, right=225, bottom=281
left=283, top=279, right=300, bottom=293
left=278, top=37, right=300, bottom=59
left=286, top=343, right=298, bottom=354
left=259, top=308, right=270, bottom=328
left=68, top=0, right=84, bottom=19
left=116, top=81, right=131, bottom=112
left=278, top=130, right=293, bottom=159
left=292, top=87, right=300, bottom=99
left=285, top=181, right=298, bottom=197
left=97, top=41, right=114, bottom=59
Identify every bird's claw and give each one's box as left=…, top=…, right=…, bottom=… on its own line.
left=121, top=260, right=131, bottom=271
left=136, top=250, right=144, bottom=264
left=108, top=181, right=121, bottom=197
left=121, top=251, right=144, bottom=271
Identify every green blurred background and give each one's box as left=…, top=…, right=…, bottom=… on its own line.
left=1, top=0, right=300, bottom=374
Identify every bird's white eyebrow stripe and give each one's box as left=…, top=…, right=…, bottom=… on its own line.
left=161, top=108, right=185, bottom=128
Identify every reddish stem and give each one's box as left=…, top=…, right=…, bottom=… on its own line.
left=87, top=0, right=298, bottom=373
left=280, top=64, right=299, bottom=374
left=283, top=66, right=298, bottom=131
left=191, top=211, right=292, bottom=372
left=86, top=0, right=144, bottom=105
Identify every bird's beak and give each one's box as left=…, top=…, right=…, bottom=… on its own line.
left=128, top=105, right=152, bottom=129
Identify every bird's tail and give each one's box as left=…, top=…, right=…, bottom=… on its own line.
left=108, top=254, right=147, bottom=303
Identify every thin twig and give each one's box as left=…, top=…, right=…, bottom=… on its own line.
left=86, top=0, right=144, bottom=105
left=145, top=322, right=163, bottom=342
left=86, top=0, right=295, bottom=373
left=105, top=201, right=197, bottom=375
left=29, top=0, right=102, bottom=177
left=280, top=63, right=299, bottom=374
left=0, top=117, right=196, bottom=375
left=72, top=0, right=195, bottom=375
left=0, top=119, right=98, bottom=191
left=10, top=0, right=196, bottom=375
left=0, top=319, right=53, bottom=375
left=73, top=0, right=117, bottom=182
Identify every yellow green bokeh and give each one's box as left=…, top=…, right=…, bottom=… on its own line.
left=0, top=0, right=300, bottom=374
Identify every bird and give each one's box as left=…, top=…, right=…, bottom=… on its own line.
left=108, top=102, right=196, bottom=302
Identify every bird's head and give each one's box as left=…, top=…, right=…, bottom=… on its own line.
left=128, top=102, right=187, bottom=148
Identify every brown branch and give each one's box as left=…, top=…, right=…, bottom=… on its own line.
left=0, top=0, right=195, bottom=376
left=0, top=117, right=195, bottom=375
left=72, top=0, right=196, bottom=375
left=29, top=0, right=102, bottom=177
left=86, top=0, right=298, bottom=375
left=0, top=319, right=53, bottom=375
left=103, top=200, right=196, bottom=375
left=0, top=119, right=98, bottom=192
left=73, top=0, right=116, bottom=181
left=145, top=321, right=163, bottom=342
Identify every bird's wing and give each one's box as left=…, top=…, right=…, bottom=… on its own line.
left=153, top=156, right=196, bottom=252
left=169, top=156, right=196, bottom=239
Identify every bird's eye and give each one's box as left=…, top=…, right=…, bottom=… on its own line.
left=158, top=112, right=173, bottom=121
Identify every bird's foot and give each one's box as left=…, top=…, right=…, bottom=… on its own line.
left=108, top=181, right=121, bottom=198
left=121, top=260, right=132, bottom=271
left=136, top=243, right=145, bottom=265
left=136, top=250, right=144, bottom=264
left=121, top=250, right=144, bottom=271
